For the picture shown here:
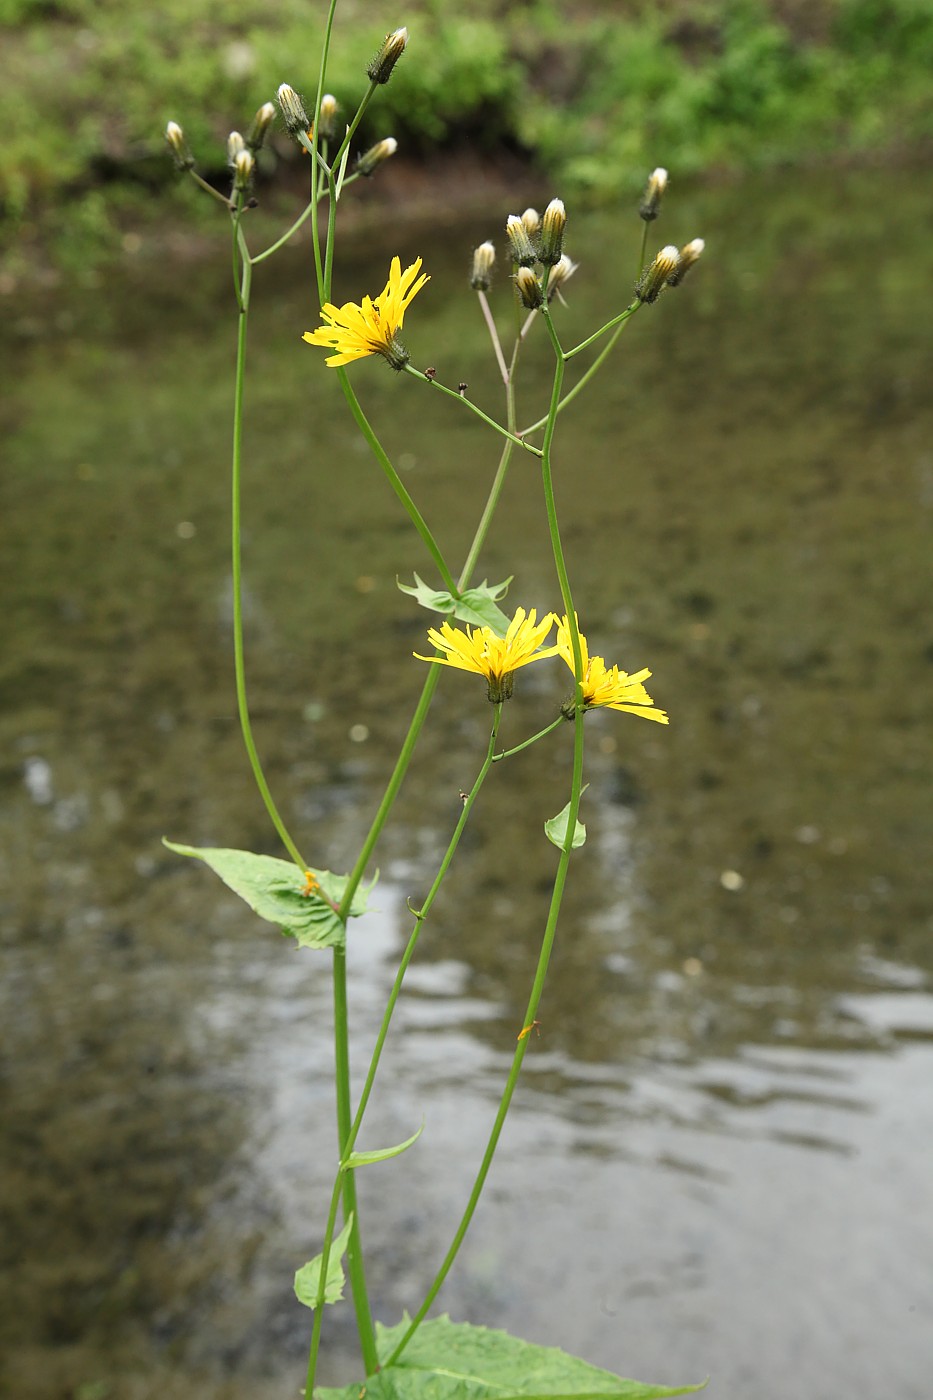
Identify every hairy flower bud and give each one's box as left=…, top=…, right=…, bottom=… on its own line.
left=356, top=137, right=398, bottom=177
left=367, top=27, right=408, bottom=84
left=470, top=241, right=496, bottom=292
left=164, top=120, right=194, bottom=171
left=226, top=130, right=246, bottom=166
left=505, top=213, right=537, bottom=267
left=666, top=237, right=705, bottom=286
left=546, top=253, right=578, bottom=302
left=636, top=245, right=681, bottom=304
left=233, top=148, right=255, bottom=193
left=538, top=197, right=566, bottom=266
left=520, top=207, right=540, bottom=239
left=639, top=167, right=668, bottom=221
left=318, top=94, right=340, bottom=143
left=246, top=102, right=275, bottom=153
left=276, top=83, right=309, bottom=135
left=514, top=266, right=544, bottom=310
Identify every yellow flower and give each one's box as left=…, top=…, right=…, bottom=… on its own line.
left=556, top=616, right=669, bottom=723
left=302, top=256, right=429, bottom=370
left=414, top=607, right=559, bottom=702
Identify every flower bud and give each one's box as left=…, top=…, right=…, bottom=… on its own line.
left=276, top=83, right=309, bottom=135
left=636, top=245, right=681, bottom=304
left=164, top=121, right=194, bottom=172
left=666, top=237, right=705, bottom=286
left=246, top=102, right=275, bottom=153
left=355, top=137, right=398, bottom=177
left=505, top=213, right=537, bottom=267
left=233, top=148, right=255, bottom=193
left=514, top=267, right=544, bottom=310
left=367, top=27, right=408, bottom=84
left=470, top=241, right=496, bottom=292
left=318, top=94, right=340, bottom=143
left=226, top=130, right=246, bottom=166
left=538, top=197, right=566, bottom=266
left=546, top=253, right=578, bottom=302
left=639, top=167, right=668, bottom=222
left=520, top=207, right=540, bottom=239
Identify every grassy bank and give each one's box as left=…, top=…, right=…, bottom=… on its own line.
left=3, top=0, right=932, bottom=270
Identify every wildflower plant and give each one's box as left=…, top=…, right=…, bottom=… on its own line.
left=164, top=7, right=707, bottom=1399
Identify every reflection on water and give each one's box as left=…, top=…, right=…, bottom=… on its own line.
left=1, top=168, right=932, bottom=1399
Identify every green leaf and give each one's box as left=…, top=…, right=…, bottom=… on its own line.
left=315, top=1316, right=705, bottom=1400
left=399, top=572, right=514, bottom=636
left=162, top=842, right=376, bottom=950
left=544, top=787, right=589, bottom=851
left=343, top=1122, right=424, bottom=1170
left=294, top=1214, right=354, bottom=1310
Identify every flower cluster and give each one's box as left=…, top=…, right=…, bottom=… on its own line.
left=414, top=608, right=667, bottom=722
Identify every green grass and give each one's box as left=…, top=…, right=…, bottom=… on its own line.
left=2, top=0, right=932, bottom=267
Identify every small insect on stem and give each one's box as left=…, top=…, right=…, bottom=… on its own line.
left=424, top=366, right=437, bottom=381
left=458, top=382, right=468, bottom=397
left=517, top=1019, right=541, bottom=1042
left=301, top=871, right=320, bottom=896
left=458, top=790, right=469, bottom=805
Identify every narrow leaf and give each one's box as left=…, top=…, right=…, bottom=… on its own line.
left=544, top=787, right=589, bottom=851
left=343, top=1122, right=424, bottom=1170
left=293, top=1214, right=354, bottom=1310
left=162, top=841, right=376, bottom=950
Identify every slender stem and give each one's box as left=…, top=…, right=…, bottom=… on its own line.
left=404, top=365, right=542, bottom=457
left=334, top=369, right=457, bottom=593
left=493, top=715, right=565, bottom=761
left=330, top=82, right=379, bottom=179
left=387, top=291, right=589, bottom=1369
left=229, top=215, right=306, bottom=871
left=189, top=169, right=233, bottom=208
left=304, top=708, right=502, bottom=1396
left=564, top=302, right=639, bottom=361
left=251, top=199, right=315, bottom=264
left=519, top=308, right=638, bottom=436
left=477, top=291, right=509, bottom=387
left=331, top=946, right=378, bottom=1376
left=309, top=0, right=340, bottom=303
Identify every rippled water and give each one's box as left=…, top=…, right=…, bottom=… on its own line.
left=1, top=167, right=931, bottom=1400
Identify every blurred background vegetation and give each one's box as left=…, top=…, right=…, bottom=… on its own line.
left=3, top=0, right=932, bottom=271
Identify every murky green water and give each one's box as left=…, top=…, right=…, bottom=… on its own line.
left=2, top=168, right=932, bottom=1400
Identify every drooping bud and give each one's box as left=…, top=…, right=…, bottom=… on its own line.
left=546, top=254, right=578, bottom=302
left=639, top=167, right=668, bottom=221
left=470, top=241, right=496, bottom=292
left=636, top=245, right=681, bottom=304
left=246, top=102, right=275, bottom=153
left=538, top=197, right=566, bottom=266
left=355, top=137, right=398, bottom=177
left=164, top=121, right=194, bottom=171
left=367, top=27, right=408, bottom=84
left=226, top=130, right=246, bottom=166
left=505, top=214, right=537, bottom=267
left=666, top=237, right=705, bottom=286
left=520, top=207, right=541, bottom=239
left=233, top=148, right=255, bottom=194
left=318, top=94, right=340, bottom=143
left=514, top=267, right=544, bottom=310
left=276, top=83, right=310, bottom=135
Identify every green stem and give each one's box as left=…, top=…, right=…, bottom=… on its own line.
left=335, top=368, right=458, bottom=594
left=309, top=0, right=340, bottom=303
left=519, top=308, right=638, bottom=437
left=304, top=707, right=502, bottom=1396
left=252, top=199, right=315, bottom=264
left=404, top=365, right=542, bottom=457
left=564, top=302, right=639, bottom=361
left=230, top=216, right=306, bottom=871
left=387, top=293, right=589, bottom=1370
left=493, top=715, right=565, bottom=761
left=189, top=169, right=233, bottom=208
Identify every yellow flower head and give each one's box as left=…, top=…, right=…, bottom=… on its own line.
left=556, top=616, right=669, bottom=723
left=302, top=256, right=429, bottom=370
left=414, top=607, right=559, bottom=702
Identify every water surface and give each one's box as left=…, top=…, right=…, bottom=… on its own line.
left=1, top=167, right=932, bottom=1400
